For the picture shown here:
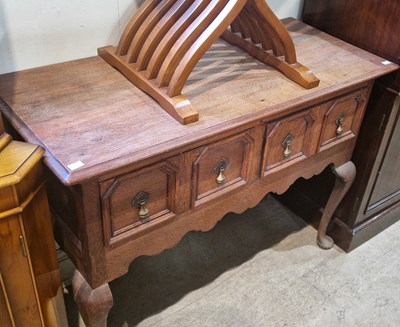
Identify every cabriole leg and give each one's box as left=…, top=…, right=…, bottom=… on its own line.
left=72, top=270, right=113, bottom=327
left=317, top=161, right=356, bottom=249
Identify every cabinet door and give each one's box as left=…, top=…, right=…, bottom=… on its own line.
left=0, top=273, right=14, bottom=327
left=367, top=103, right=400, bottom=211
left=302, top=0, right=400, bottom=65
left=0, top=216, right=42, bottom=327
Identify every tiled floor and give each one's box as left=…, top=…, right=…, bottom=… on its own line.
left=63, top=196, right=400, bottom=326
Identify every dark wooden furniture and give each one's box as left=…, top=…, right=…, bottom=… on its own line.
left=99, top=0, right=319, bottom=124
left=0, top=19, right=396, bottom=326
left=278, top=0, right=400, bottom=252
left=0, top=133, right=68, bottom=326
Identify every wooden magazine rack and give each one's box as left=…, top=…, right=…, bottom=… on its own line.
left=98, top=0, right=320, bottom=125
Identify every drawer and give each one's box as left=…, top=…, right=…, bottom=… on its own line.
left=100, top=160, right=179, bottom=246
left=262, top=109, right=318, bottom=174
left=191, top=130, right=255, bottom=207
left=318, top=88, right=368, bottom=151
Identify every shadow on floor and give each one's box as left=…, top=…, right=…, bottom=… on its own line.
left=64, top=196, right=307, bottom=326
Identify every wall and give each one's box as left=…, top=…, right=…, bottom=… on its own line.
left=0, top=0, right=303, bottom=74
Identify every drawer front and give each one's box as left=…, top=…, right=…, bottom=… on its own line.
left=262, top=109, right=318, bottom=173
left=100, top=160, right=179, bottom=246
left=318, top=88, right=368, bottom=151
left=191, top=131, right=255, bottom=207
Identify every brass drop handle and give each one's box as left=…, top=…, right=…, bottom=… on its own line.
left=216, top=167, right=226, bottom=184
left=336, top=114, right=345, bottom=135
left=132, top=191, right=150, bottom=220
left=215, top=159, right=228, bottom=185
left=282, top=134, right=294, bottom=159
left=283, top=142, right=292, bottom=158
left=138, top=200, right=149, bottom=219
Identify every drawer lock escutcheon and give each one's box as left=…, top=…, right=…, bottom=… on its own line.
left=336, top=114, right=345, bottom=135
left=282, top=134, right=294, bottom=158
left=215, top=159, right=228, bottom=185
left=132, top=191, right=150, bottom=220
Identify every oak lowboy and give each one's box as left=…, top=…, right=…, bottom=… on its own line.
left=0, top=19, right=397, bottom=326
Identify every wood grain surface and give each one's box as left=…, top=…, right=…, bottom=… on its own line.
left=0, top=19, right=396, bottom=185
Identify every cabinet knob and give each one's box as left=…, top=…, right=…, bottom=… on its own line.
left=215, top=159, right=228, bottom=185
left=132, top=191, right=150, bottom=220
left=282, top=134, right=294, bottom=158
left=336, top=114, right=345, bottom=135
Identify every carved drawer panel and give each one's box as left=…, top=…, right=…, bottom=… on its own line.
left=100, top=160, right=179, bottom=246
left=318, top=88, right=368, bottom=151
left=262, top=109, right=318, bottom=174
left=191, top=130, right=255, bottom=207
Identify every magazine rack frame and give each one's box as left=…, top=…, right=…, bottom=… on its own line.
left=98, top=0, right=320, bottom=125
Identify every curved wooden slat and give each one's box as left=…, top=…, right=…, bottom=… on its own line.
left=229, top=17, right=241, bottom=33
left=116, top=0, right=161, bottom=56
left=252, top=0, right=296, bottom=63
left=156, top=0, right=229, bottom=88
left=136, top=0, right=194, bottom=71
left=251, top=17, right=274, bottom=51
left=234, top=10, right=252, bottom=39
left=246, top=1, right=283, bottom=55
left=167, top=0, right=247, bottom=97
left=240, top=4, right=262, bottom=44
left=146, top=0, right=211, bottom=80
left=248, top=1, right=285, bottom=57
left=126, top=0, right=177, bottom=64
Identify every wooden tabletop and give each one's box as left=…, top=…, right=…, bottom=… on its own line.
left=0, top=19, right=397, bottom=185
